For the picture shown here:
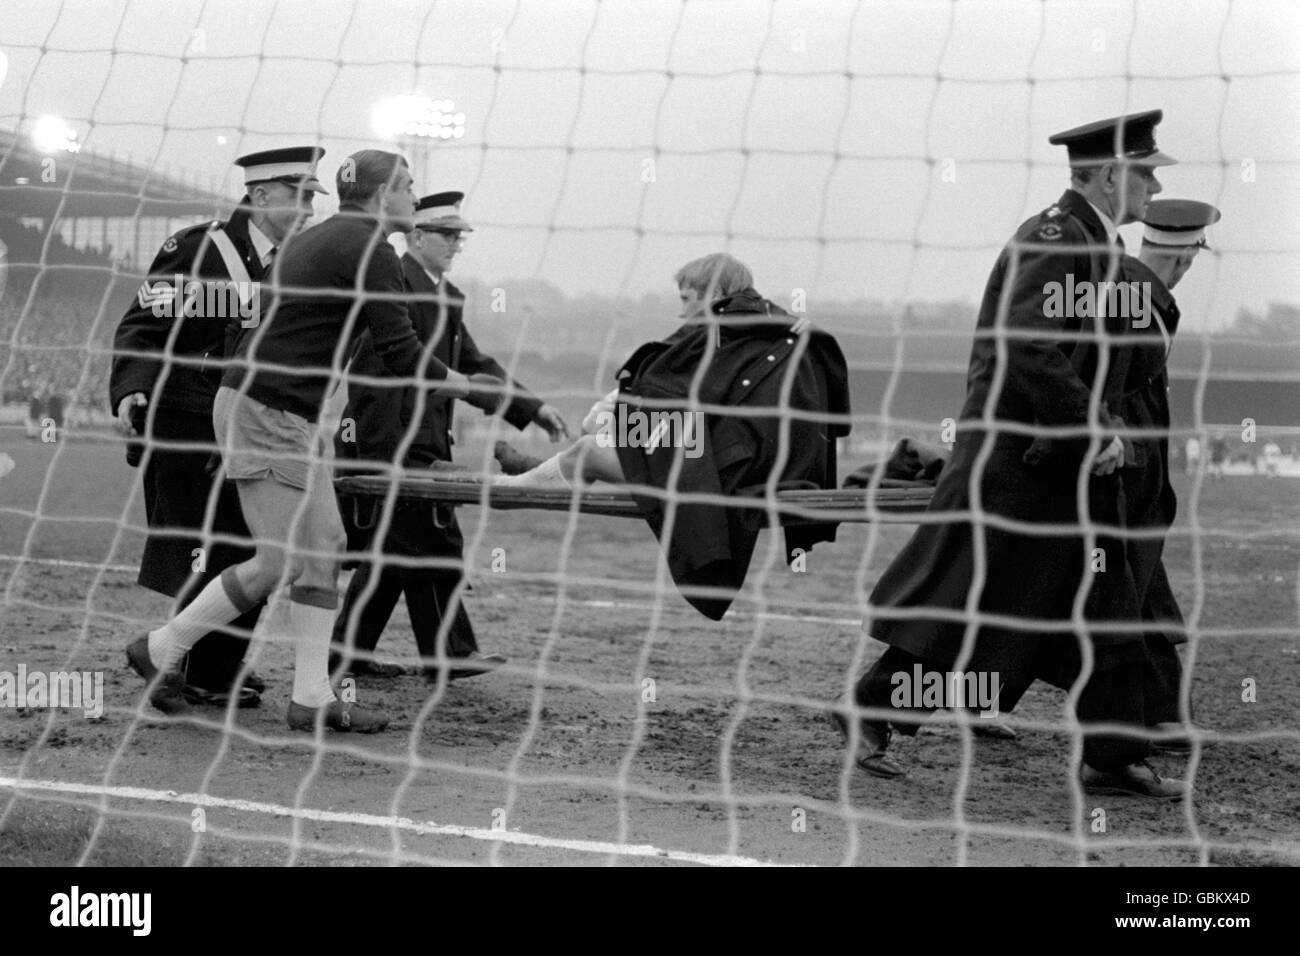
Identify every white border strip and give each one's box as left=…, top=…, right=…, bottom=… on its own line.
left=0, top=776, right=782, bottom=867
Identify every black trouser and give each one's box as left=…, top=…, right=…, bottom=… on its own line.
left=1132, top=554, right=1190, bottom=726
left=139, top=410, right=262, bottom=691
left=331, top=561, right=478, bottom=667
left=854, top=645, right=1152, bottom=771
left=331, top=501, right=477, bottom=671
left=1140, top=634, right=1184, bottom=726
left=942, top=633, right=1185, bottom=727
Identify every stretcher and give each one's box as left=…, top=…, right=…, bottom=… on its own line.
left=334, top=472, right=934, bottom=526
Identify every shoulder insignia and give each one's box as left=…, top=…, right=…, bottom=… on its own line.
left=1036, top=222, right=1063, bottom=241
left=164, top=222, right=208, bottom=249
left=1044, top=204, right=1062, bottom=219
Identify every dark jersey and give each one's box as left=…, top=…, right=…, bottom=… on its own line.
left=223, top=207, right=456, bottom=422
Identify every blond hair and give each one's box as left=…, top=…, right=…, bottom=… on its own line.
left=673, top=252, right=753, bottom=300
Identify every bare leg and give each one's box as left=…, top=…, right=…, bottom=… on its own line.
left=558, top=434, right=625, bottom=483
left=496, top=434, right=624, bottom=487
left=145, top=476, right=304, bottom=673
left=231, top=477, right=311, bottom=598
left=240, top=463, right=385, bottom=728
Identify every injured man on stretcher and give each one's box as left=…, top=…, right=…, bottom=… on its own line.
left=495, top=252, right=852, bottom=620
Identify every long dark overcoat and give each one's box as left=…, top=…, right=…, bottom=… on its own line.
left=867, top=190, right=1150, bottom=686
left=109, top=207, right=262, bottom=597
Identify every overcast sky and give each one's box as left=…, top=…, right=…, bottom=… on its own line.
left=2, top=0, right=1297, bottom=330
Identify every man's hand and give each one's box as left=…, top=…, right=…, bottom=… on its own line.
left=1090, top=436, right=1124, bottom=476
left=116, top=393, right=147, bottom=436
left=534, top=404, right=570, bottom=442
left=465, top=373, right=507, bottom=413
left=581, top=389, right=619, bottom=435
left=434, top=369, right=470, bottom=400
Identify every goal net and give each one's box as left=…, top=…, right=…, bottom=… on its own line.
left=1, top=0, right=1297, bottom=867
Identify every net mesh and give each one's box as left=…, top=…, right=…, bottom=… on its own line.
left=0, top=0, right=1298, bottom=867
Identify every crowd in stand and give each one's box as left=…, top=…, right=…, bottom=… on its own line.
left=1, top=218, right=121, bottom=423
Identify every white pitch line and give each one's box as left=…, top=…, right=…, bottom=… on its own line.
left=0, top=776, right=782, bottom=867
left=748, top=610, right=863, bottom=627
left=0, top=556, right=137, bottom=573
left=542, top=597, right=861, bottom=628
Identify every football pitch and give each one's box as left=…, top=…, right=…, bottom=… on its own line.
left=1, top=429, right=1297, bottom=866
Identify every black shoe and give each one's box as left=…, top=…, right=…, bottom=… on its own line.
left=286, top=699, right=389, bottom=733
left=828, top=703, right=905, bottom=779
left=125, top=636, right=190, bottom=715
left=425, top=651, right=507, bottom=682
left=195, top=668, right=267, bottom=694
left=494, top=441, right=546, bottom=476
left=938, top=710, right=1018, bottom=739
left=355, top=660, right=408, bottom=678
left=971, top=718, right=1018, bottom=740
left=1081, top=760, right=1186, bottom=799
left=329, top=655, right=408, bottom=679
left=1150, top=721, right=1193, bottom=754
left=182, top=683, right=261, bottom=708
left=184, top=665, right=266, bottom=699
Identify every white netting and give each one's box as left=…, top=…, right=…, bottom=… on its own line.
left=1, top=0, right=1298, bottom=867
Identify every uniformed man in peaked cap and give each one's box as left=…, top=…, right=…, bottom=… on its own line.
left=113, top=145, right=326, bottom=710
left=833, top=112, right=1189, bottom=798
left=332, top=190, right=568, bottom=682
left=1116, top=199, right=1223, bottom=753
left=930, top=199, right=1224, bottom=757
left=1139, top=198, right=1220, bottom=288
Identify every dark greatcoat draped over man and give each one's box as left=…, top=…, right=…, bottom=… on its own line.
left=614, top=287, right=851, bottom=620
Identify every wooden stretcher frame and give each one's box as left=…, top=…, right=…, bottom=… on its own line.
left=334, top=474, right=935, bottom=526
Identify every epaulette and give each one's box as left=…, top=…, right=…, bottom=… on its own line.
left=1032, top=203, right=1069, bottom=241
left=1029, top=200, right=1071, bottom=239
left=159, top=219, right=221, bottom=255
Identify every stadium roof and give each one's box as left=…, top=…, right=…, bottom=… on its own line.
left=0, top=127, right=228, bottom=219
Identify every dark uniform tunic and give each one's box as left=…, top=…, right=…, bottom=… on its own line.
left=1115, top=254, right=1189, bottom=723
left=854, top=190, right=1158, bottom=769
left=332, top=253, right=543, bottom=668
left=614, top=289, right=850, bottom=620
left=109, top=206, right=265, bottom=691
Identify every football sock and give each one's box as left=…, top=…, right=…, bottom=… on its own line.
left=148, top=567, right=256, bottom=672
left=289, top=587, right=339, bottom=708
